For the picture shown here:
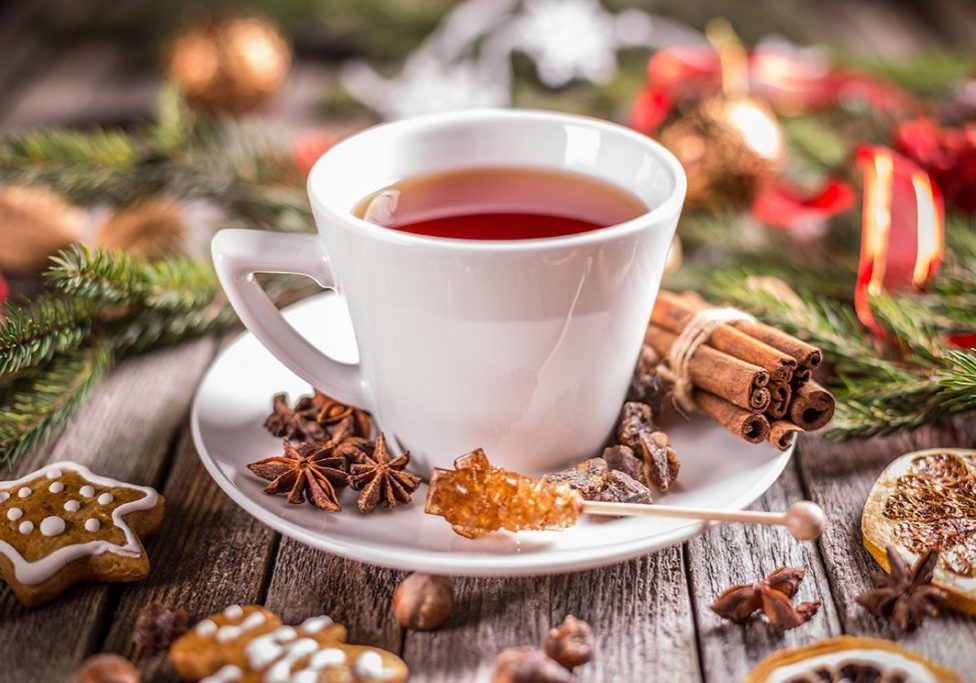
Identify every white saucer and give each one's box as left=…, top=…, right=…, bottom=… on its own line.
left=191, top=294, right=793, bottom=577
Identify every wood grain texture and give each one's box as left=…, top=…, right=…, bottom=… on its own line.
left=263, top=539, right=404, bottom=655
left=100, top=428, right=279, bottom=682
left=687, top=457, right=842, bottom=682
left=797, top=417, right=976, bottom=676
left=0, top=338, right=216, bottom=680
left=551, top=548, right=701, bottom=683
left=400, top=547, right=699, bottom=683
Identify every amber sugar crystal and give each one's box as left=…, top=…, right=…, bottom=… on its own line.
left=425, top=449, right=584, bottom=538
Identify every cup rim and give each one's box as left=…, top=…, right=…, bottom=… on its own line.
left=307, top=108, right=687, bottom=252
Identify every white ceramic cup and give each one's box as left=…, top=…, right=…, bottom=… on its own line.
left=212, top=109, right=686, bottom=473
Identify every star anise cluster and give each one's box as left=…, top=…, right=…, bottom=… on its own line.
left=263, top=389, right=371, bottom=442
left=710, top=565, right=822, bottom=629
left=251, top=388, right=421, bottom=513
left=856, top=546, right=947, bottom=633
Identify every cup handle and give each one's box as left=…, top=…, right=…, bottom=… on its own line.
left=211, top=229, right=370, bottom=409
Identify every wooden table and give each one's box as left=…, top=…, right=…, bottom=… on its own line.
left=3, top=2, right=976, bottom=679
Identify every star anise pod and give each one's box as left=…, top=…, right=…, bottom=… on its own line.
left=710, top=565, right=821, bottom=629
left=263, top=393, right=326, bottom=442
left=297, top=389, right=372, bottom=439
left=348, top=433, right=422, bottom=513
left=248, top=439, right=348, bottom=511
left=856, top=546, right=947, bottom=633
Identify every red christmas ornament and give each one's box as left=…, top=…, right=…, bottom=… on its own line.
left=854, top=146, right=944, bottom=338
left=894, top=118, right=976, bottom=215
left=291, top=131, right=338, bottom=177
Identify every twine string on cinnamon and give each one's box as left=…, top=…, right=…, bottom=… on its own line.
left=656, top=307, right=757, bottom=413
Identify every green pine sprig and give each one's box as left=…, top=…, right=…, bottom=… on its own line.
left=47, top=245, right=219, bottom=312
left=0, top=344, right=113, bottom=465
left=0, top=296, right=92, bottom=379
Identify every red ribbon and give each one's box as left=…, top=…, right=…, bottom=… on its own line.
left=854, top=145, right=945, bottom=338
left=752, top=177, right=855, bottom=230
left=630, top=44, right=916, bottom=135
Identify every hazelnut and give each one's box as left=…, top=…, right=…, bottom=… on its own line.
left=492, top=647, right=577, bottom=683
left=72, top=654, right=140, bottom=683
left=392, top=573, right=454, bottom=630
left=543, top=615, right=595, bottom=670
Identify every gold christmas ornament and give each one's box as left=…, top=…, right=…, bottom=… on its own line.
left=0, top=186, right=86, bottom=274
left=657, top=19, right=785, bottom=211
left=97, top=197, right=187, bottom=259
left=657, top=96, right=783, bottom=210
left=164, top=13, right=292, bottom=114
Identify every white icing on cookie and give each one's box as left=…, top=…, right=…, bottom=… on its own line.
left=264, top=638, right=319, bottom=682
left=196, top=619, right=218, bottom=637
left=6, top=507, right=22, bottom=521
left=299, top=615, right=332, bottom=633
left=97, top=493, right=114, bottom=505
left=64, top=500, right=81, bottom=512
left=308, top=647, right=346, bottom=669
left=40, top=516, right=66, bottom=537
left=354, top=651, right=387, bottom=679
left=17, top=487, right=31, bottom=498
left=224, top=604, right=244, bottom=619
left=0, top=492, right=9, bottom=502
left=201, top=664, right=243, bottom=683
left=48, top=482, right=64, bottom=494
left=0, top=461, right=160, bottom=586
left=241, top=611, right=266, bottom=630
left=84, top=518, right=101, bottom=532
left=216, top=625, right=243, bottom=644
left=18, top=521, right=33, bottom=534
left=245, top=626, right=297, bottom=669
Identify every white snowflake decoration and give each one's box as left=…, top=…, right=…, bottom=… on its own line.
left=340, top=0, right=705, bottom=120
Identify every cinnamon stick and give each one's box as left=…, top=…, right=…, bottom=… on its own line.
left=769, top=420, right=804, bottom=451
left=695, top=391, right=771, bottom=444
left=652, top=290, right=796, bottom=384
left=645, top=325, right=771, bottom=413
left=766, top=382, right=792, bottom=420
left=788, top=381, right=835, bottom=430
left=677, top=291, right=822, bottom=385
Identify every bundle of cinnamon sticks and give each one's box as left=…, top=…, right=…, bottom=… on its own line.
left=645, top=290, right=835, bottom=450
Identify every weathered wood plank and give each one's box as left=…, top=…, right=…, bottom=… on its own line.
left=0, top=338, right=216, bottom=680
left=399, top=549, right=699, bottom=682
left=263, top=540, right=404, bottom=655
left=551, top=548, right=701, bottom=683
left=401, top=574, right=552, bottom=682
left=687, top=458, right=842, bottom=682
left=797, top=417, right=976, bottom=676
left=100, top=428, right=280, bottom=682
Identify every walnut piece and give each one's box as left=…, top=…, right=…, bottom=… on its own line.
left=132, top=603, right=189, bottom=649
left=602, top=445, right=645, bottom=485
left=542, top=459, right=608, bottom=499
left=543, top=615, right=596, bottom=670
left=392, top=573, right=455, bottom=631
left=594, top=470, right=653, bottom=505
left=492, top=647, right=577, bottom=683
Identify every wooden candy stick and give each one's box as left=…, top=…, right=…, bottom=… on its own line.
left=583, top=500, right=826, bottom=541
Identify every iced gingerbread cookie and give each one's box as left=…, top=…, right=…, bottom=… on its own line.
left=0, top=461, right=164, bottom=606
left=170, top=604, right=408, bottom=682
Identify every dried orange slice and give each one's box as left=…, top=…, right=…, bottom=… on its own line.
left=745, top=636, right=960, bottom=682
left=862, top=447, right=976, bottom=616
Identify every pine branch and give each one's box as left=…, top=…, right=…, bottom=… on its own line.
left=940, top=349, right=976, bottom=409
left=0, top=344, right=113, bottom=464
left=47, top=245, right=218, bottom=312
left=0, top=296, right=92, bottom=379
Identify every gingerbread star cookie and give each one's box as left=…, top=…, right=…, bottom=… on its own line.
left=0, top=461, right=164, bottom=606
left=170, top=604, right=408, bottom=682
